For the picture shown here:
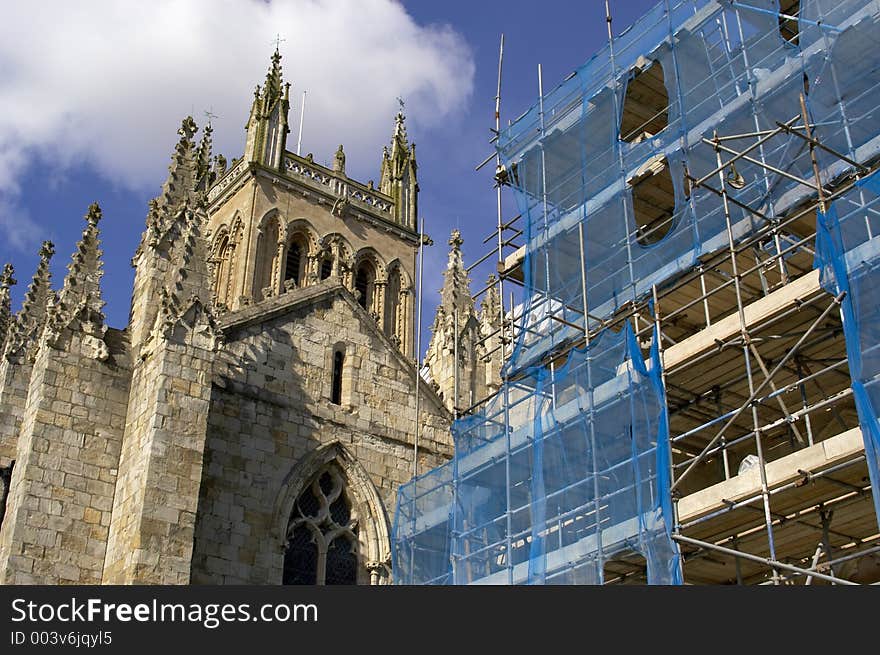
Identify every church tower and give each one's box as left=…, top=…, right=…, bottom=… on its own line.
left=206, top=49, right=421, bottom=357
left=0, top=47, right=454, bottom=587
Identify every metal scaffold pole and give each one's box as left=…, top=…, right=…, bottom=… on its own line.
left=413, top=216, right=426, bottom=478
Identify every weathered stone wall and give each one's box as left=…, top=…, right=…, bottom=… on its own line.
left=0, top=358, right=35, bottom=466
left=0, top=328, right=129, bottom=584
left=190, top=283, right=451, bottom=584
left=103, top=315, right=215, bottom=585
left=127, top=247, right=171, bottom=357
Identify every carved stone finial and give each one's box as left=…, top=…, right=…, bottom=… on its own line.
left=85, top=202, right=101, bottom=227
left=449, top=229, right=463, bottom=250
left=179, top=116, right=197, bottom=141
left=0, top=263, right=16, bottom=289
left=195, top=123, right=215, bottom=191
left=39, top=240, right=55, bottom=263
left=44, top=202, right=108, bottom=357
left=4, top=240, right=55, bottom=361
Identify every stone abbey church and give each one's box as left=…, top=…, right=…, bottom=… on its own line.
left=0, top=50, right=501, bottom=585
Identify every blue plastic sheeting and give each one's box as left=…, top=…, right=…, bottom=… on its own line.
left=814, top=170, right=880, bottom=525
left=498, top=0, right=880, bottom=373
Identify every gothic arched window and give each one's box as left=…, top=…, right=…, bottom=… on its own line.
left=320, top=257, right=333, bottom=280
left=212, top=234, right=232, bottom=305
left=253, top=217, right=280, bottom=300
left=283, top=463, right=359, bottom=585
left=284, top=234, right=309, bottom=288
left=354, top=261, right=375, bottom=311
left=331, top=348, right=344, bottom=405
left=384, top=267, right=401, bottom=342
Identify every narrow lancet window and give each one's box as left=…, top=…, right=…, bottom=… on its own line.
left=331, top=349, right=344, bottom=405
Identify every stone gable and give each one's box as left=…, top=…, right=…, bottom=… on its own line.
left=191, top=280, right=450, bottom=583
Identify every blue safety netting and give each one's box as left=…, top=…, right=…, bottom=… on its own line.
left=450, top=324, right=680, bottom=584
left=391, top=460, right=454, bottom=584
left=500, top=0, right=880, bottom=372
left=814, top=170, right=880, bottom=525
left=392, top=323, right=680, bottom=584
left=392, top=0, right=880, bottom=585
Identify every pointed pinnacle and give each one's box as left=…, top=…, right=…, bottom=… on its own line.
left=86, top=202, right=102, bottom=227
left=197, top=123, right=213, bottom=173
left=8, top=240, right=56, bottom=357
left=0, top=263, right=15, bottom=289
left=61, top=203, right=104, bottom=300
left=449, top=229, right=463, bottom=249
left=395, top=111, right=406, bottom=138
left=265, top=48, right=284, bottom=97
left=39, top=240, right=55, bottom=264
left=179, top=116, right=197, bottom=141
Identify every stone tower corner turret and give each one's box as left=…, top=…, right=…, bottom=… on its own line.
left=244, top=47, right=291, bottom=170
left=379, top=107, right=418, bottom=230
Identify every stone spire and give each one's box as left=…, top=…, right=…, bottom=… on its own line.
left=379, top=106, right=418, bottom=230
left=479, top=274, right=503, bottom=396
left=0, top=264, right=16, bottom=355
left=44, top=203, right=109, bottom=360
left=158, top=117, right=200, bottom=219
left=164, top=199, right=214, bottom=320
left=440, top=230, right=474, bottom=316
left=134, top=117, right=200, bottom=263
left=264, top=47, right=284, bottom=104
left=154, top=120, right=218, bottom=348
left=4, top=241, right=55, bottom=361
left=244, top=48, right=291, bottom=169
left=130, top=117, right=219, bottom=354
left=424, top=230, right=483, bottom=413
left=56, top=204, right=105, bottom=318
left=195, top=121, right=214, bottom=191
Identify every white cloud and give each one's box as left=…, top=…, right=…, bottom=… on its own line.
left=0, top=0, right=474, bottom=240
left=0, top=197, right=43, bottom=253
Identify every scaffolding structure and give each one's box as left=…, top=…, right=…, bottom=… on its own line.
left=393, top=0, right=880, bottom=584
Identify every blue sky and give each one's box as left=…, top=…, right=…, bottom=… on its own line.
left=0, top=0, right=657, bottom=357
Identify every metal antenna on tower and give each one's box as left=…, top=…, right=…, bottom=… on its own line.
left=203, top=108, right=219, bottom=126
left=297, top=91, right=307, bottom=155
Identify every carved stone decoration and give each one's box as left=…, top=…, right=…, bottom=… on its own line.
left=333, top=144, right=346, bottom=175
left=4, top=241, right=55, bottom=363
left=83, top=331, right=110, bottom=362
